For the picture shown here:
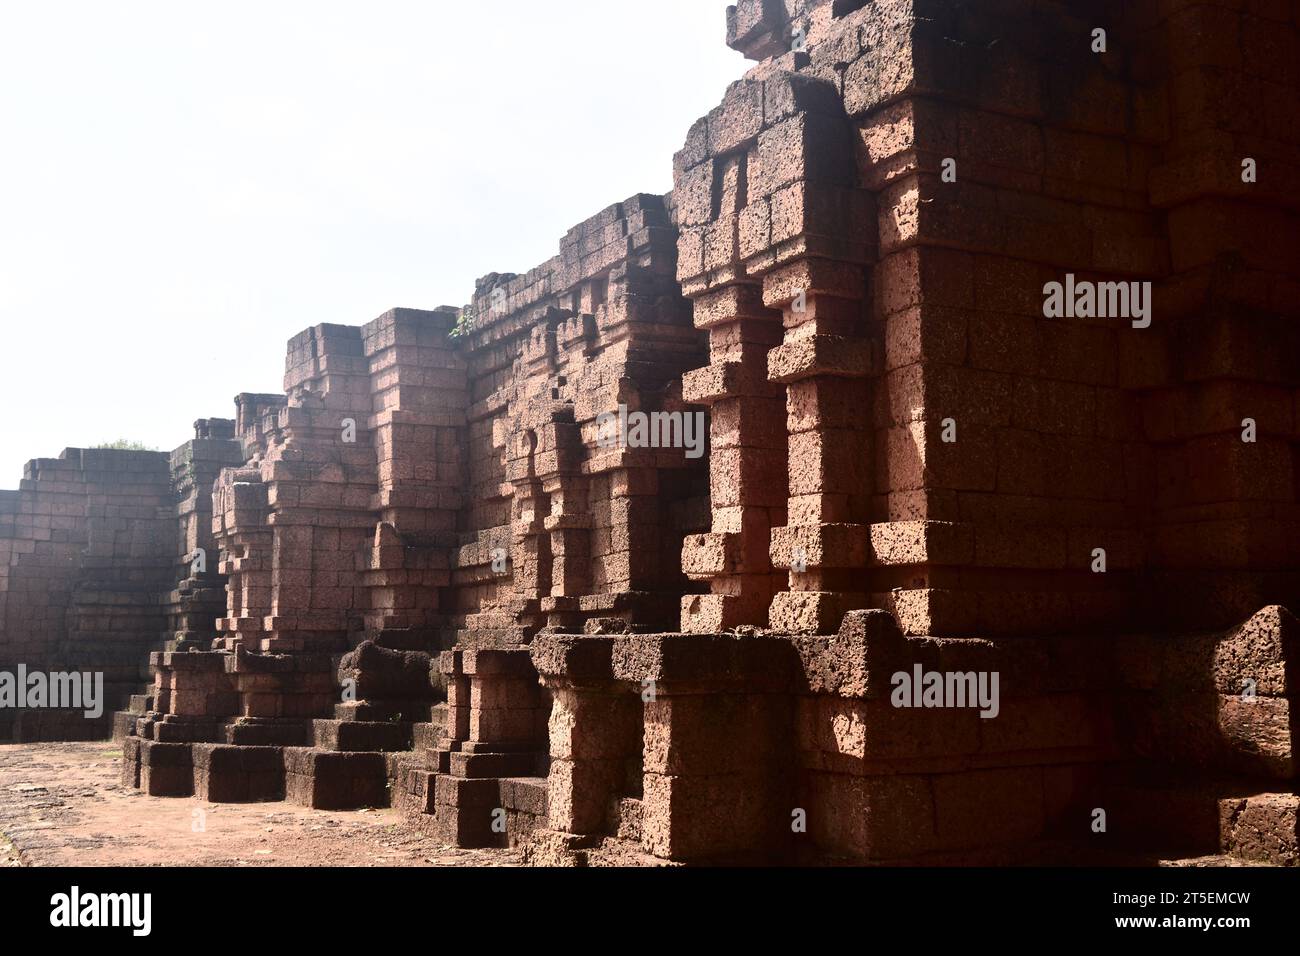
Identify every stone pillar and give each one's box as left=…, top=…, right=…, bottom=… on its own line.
left=360, top=308, right=466, bottom=635
left=213, top=466, right=274, bottom=651
left=765, top=259, right=874, bottom=634
left=534, top=416, right=590, bottom=601
left=438, top=649, right=471, bottom=760
left=543, top=681, right=638, bottom=834
left=677, top=101, right=773, bottom=629
left=611, top=632, right=795, bottom=863
left=531, top=635, right=640, bottom=836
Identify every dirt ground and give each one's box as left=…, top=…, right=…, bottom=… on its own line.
left=1, top=743, right=1264, bottom=869
left=0, top=742, right=519, bottom=867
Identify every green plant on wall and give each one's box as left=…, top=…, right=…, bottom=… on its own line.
left=449, top=305, right=476, bottom=339
left=94, top=440, right=158, bottom=451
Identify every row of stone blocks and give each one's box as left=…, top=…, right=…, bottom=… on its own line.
left=111, top=603, right=1300, bottom=864
left=2, top=707, right=118, bottom=743
left=393, top=763, right=549, bottom=849
left=121, top=737, right=390, bottom=810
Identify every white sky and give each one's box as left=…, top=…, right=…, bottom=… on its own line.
left=0, top=0, right=746, bottom=484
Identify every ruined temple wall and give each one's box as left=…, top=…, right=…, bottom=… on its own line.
left=849, top=0, right=1161, bottom=636
left=173, top=192, right=706, bottom=729
left=360, top=307, right=465, bottom=636
left=172, top=421, right=242, bottom=570
left=0, top=449, right=175, bottom=738
left=864, top=0, right=1300, bottom=635
left=213, top=311, right=466, bottom=655
left=0, top=415, right=252, bottom=738
left=215, top=324, right=379, bottom=653
left=133, top=312, right=467, bottom=745
left=678, top=0, right=1300, bottom=639
left=7, top=0, right=1296, bottom=861
left=380, top=0, right=1300, bottom=864
left=449, top=195, right=708, bottom=640
left=0, top=451, right=168, bottom=662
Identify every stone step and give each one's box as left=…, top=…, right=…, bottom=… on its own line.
left=284, top=748, right=389, bottom=810
left=456, top=626, right=532, bottom=647
left=428, top=747, right=453, bottom=774
left=223, top=718, right=309, bottom=747
left=311, top=718, right=411, bottom=753
left=448, top=749, right=539, bottom=779
left=193, top=744, right=286, bottom=802
left=332, top=699, right=436, bottom=723
left=411, top=719, right=446, bottom=753
left=110, top=711, right=139, bottom=742
left=501, top=776, right=548, bottom=817
left=152, top=715, right=223, bottom=744
left=1097, top=770, right=1299, bottom=866
left=390, top=762, right=436, bottom=816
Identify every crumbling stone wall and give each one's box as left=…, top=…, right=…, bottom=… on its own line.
left=1, top=449, right=180, bottom=739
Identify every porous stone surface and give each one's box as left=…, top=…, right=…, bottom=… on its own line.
left=2, top=0, right=1299, bottom=865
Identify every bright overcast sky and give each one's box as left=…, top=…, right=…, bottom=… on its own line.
left=0, top=0, right=746, bottom=485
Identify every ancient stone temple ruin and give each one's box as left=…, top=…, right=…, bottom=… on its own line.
left=3, top=0, right=1299, bottom=864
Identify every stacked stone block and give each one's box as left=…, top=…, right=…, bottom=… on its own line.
left=677, top=65, right=878, bottom=636
left=108, top=420, right=246, bottom=738
left=361, top=307, right=464, bottom=636
left=501, top=0, right=1297, bottom=864
left=675, top=124, right=791, bottom=631
left=399, top=648, right=550, bottom=846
